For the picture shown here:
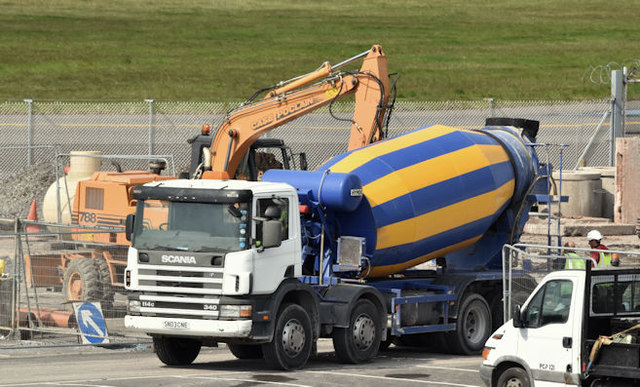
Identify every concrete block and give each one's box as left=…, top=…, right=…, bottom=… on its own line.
left=582, top=167, right=615, bottom=220
left=553, top=170, right=603, bottom=217
left=615, top=138, right=640, bottom=224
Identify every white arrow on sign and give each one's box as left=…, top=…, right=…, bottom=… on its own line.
left=81, top=309, right=105, bottom=338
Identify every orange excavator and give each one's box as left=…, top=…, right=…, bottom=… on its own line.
left=28, top=45, right=396, bottom=310
left=198, top=44, right=393, bottom=180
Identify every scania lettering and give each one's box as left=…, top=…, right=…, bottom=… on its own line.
left=161, top=255, right=197, bottom=264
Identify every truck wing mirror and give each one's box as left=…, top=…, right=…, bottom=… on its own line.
left=261, top=219, right=282, bottom=249
left=125, top=214, right=135, bottom=242
left=512, top=305, right=524, bottom=328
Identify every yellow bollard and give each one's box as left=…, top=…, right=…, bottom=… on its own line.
left=0, top=259, right=4, bottom=275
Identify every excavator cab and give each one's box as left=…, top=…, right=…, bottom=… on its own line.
left=186, top=130, right=306, bottom=180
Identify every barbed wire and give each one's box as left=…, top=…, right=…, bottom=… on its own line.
left=583, top=60, right=640, bottom=84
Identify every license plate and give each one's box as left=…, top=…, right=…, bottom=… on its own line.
left=163, top=320, right=189, bottom=330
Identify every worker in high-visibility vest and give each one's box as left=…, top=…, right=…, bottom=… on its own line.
left=587, top=230, right=619, bottom=267
left=563, top=241, right=585, bottom=269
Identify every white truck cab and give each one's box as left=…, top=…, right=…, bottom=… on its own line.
left=480, top=267, right=640, bottom=387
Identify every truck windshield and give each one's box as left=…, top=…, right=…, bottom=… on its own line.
left=131, top=199, right=250, bottom=253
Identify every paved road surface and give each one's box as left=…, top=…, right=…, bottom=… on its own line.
left=0, top=340, right=485, bottom=387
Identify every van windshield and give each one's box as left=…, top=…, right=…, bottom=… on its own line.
left=131, top=199, right=250, bottom=253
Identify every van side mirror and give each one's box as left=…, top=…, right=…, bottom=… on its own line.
left=512, top=305, right=523, bottom=328
left=261, top=220, right=282, bottom=249
left=125, top=214, right=135, bottom=242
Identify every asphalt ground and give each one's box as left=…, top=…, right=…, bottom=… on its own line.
left=0, top=339, right=485, bottom=387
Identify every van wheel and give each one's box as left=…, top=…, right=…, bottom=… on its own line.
left=262, top=303, right=312, bottom=370
left=153, top=336, right=201, bottom=365
left=228, top=343, right=263, bottom=359
left=333, top=299, right=381, bottom=363
left=497, top=366, right=530, bottom=387
left=447, top=293, right=491, bottom=355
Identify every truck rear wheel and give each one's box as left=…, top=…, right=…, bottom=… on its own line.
left=262, top=303, right=312, bottom=370
left=448, top=293, right=491, bottom=355
left=497, top=366, right=530, bottom=387
left=63, top=258, right=102, bottom=303
left=228, top=343, right=263, bottom=359
left=153, top=336, right=201, bottom=365
left=333, top=299, right=381, bottom=363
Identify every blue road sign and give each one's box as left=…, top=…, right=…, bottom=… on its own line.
left=74, top=302, right=109, bottom=344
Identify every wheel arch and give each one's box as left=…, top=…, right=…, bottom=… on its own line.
left=493, top=357, right=535, bottom=387
left=268, top=278, right=321, bottom=341
left=321, top=284, right=386, bottom=338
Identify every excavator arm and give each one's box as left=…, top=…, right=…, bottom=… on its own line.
left=202, top=45, right=391, bottom=179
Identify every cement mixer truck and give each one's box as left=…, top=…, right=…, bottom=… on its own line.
left=123, top=118, right=550, bottom=370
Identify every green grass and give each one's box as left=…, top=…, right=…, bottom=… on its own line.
left=1, top=0, right=638, bottom=101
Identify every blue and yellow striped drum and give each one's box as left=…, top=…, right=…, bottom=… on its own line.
left=264, top=123, right=537, bottom=277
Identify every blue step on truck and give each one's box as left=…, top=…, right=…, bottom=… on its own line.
left=123, top=117, right=550, bottom=370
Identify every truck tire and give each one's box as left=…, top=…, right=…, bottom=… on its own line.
left=448, top=293, right=491, bottom=355
left=94, top=258, right=115, bottom=313
left=63, top=258, right=102, bottom=303
left=497, top=366, right=530, bottom=387
left=227, top=343, right=263, bottom=359
left=262, top=303, right=312, bottom=370
left=333, top=299, right=381, bottom=363
left=153, top=336, right=201, bottom=365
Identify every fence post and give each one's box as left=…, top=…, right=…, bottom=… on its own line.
left=145, top=99, right=154, bottom=156
left=610, top=70, right=624, bottom=166
left=24, top=99, right=33, bottom=166
left=485, top=98, right=495, bottom=117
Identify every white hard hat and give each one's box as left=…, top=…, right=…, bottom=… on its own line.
left=587, top=230, right=602, bottom=241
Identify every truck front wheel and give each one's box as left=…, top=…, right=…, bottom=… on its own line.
left=333, top=299, right=381, bottom=363
left=449, top=293, right=491, bottom=355
left=497, top=366, right=530, bottom=387
left=262, top=303, right=312, bottom=370
left=153, top=336, right=201, bottom=365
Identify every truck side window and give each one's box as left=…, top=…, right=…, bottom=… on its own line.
left=256, top=198, right=289, bottom=241
left=525, top=280, right=573, bottom=328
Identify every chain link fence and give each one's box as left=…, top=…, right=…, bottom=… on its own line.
left=0, top=220, right=147, bottom=344
left=0, top=98, right=637, bottom=346
left=1, top=99, right=635, bottom=180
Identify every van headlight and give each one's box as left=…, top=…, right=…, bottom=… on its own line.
left=219, top=304, right=252, bottom=319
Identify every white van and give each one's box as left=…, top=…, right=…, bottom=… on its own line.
left=480, top=267, right=640, bottom=386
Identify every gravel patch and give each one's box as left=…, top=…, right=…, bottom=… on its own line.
left=0, top=162, right=57, bottom=221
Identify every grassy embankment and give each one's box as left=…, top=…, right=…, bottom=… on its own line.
left=1, top=0, right=638, bottom=101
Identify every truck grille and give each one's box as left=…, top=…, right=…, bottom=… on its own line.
left=136, top=264, right=223, bottom=295
left=138, top=294, right=221, bottom=319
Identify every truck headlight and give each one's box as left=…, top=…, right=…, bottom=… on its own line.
left=219, top=304, right=252, bottom=319
left=128, top=299, right=141, bottom=313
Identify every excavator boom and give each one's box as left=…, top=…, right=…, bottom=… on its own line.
left=202, top=45, right=391, bottom=179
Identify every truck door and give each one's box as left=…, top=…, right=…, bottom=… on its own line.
left=252, top=196, right=297, bottom=294
left=516, top=278, right=579, bottom=385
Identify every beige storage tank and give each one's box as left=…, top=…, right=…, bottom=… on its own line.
left=43, top=151, right=102, bottom=224
left=554, top=170, right=603, bottom=217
